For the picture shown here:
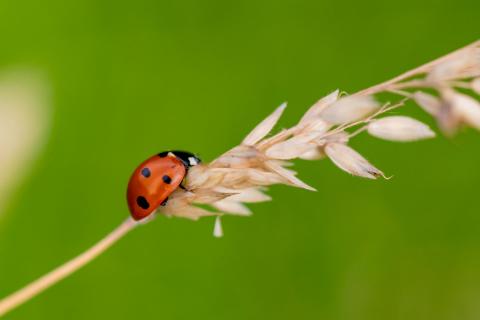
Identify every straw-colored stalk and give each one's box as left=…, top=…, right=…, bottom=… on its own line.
left=1, top=40, right=479, bottom=317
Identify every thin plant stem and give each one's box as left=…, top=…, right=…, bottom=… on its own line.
left=355, top=40, right=480, bottom=96
left=0, top=217, right=138, bottom=318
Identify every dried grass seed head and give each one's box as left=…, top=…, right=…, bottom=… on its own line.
left=154, top=40, right=480, bottom=231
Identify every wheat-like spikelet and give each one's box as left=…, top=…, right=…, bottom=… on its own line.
left=1, top=40, right=479, bottom=317
left=158, top=40, right=480, bottom=237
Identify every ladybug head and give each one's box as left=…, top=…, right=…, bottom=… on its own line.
left=158, top=150, right=201, bottom=168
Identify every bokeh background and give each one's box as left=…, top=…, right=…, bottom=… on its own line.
left=0, top=0, right=479, bottom=319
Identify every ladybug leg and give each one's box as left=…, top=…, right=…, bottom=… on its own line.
left=161, top=197, right=169, bottom=206
left=179, top=183, right=191, bottom=192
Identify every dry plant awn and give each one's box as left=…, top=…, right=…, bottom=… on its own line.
left=1, top=40, right=480, bottom=317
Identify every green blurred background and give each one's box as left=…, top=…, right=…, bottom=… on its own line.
left=0, top=0, right=479, bottom=319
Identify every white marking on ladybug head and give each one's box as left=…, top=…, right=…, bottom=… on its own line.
left=188, top=157, right=199, bottom=166
left=167, top=152, right=176, bottom=158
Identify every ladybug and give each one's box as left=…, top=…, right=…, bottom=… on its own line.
left=127, top=151, right=201, bottom=221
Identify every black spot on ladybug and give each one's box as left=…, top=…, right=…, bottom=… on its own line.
left=162, top=175, right=172, bottom=184
left=136, top=196, right=150, bottom=209
left=141, top=168, right=151, bottom=178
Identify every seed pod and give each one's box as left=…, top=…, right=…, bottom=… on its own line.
left=214, top=200, right=251, bottom=216
left=413, top=91, right=441, bottom=116
left=264, top=160, right=316, bottom=191
left=367, top=116, right=435, bottom=142
left=325, top=143, right=384, bottom=179
left=299, top=90, right=339, bottom=125
left=266, top=130, right=325, bottom=160
left=299, top=147, right=325, bottom=160
left=321, top=95, right=379, bottom=124
left=242, top=103, right=287, bottom=146
left=444, top=90, right=480, bottom=129
left=472, top=78, right=480, bottom=94
left=213, top=216, right=223, bottom=238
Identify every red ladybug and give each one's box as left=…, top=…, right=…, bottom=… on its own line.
left=127, top=151, right=201, bottom=221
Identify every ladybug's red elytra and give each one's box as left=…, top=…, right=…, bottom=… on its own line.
left=126, top=151, right=201, bottom=221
